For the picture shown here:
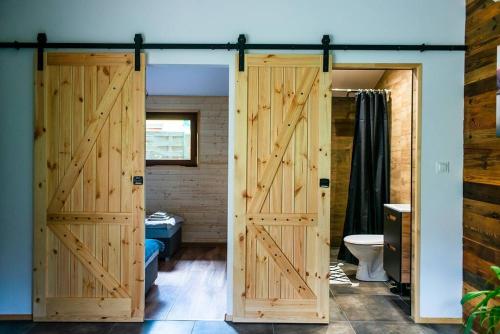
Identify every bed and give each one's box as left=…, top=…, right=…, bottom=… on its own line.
left=145, top=215, right=183, bottom=260
left=145, top=239, right=164, bottom=295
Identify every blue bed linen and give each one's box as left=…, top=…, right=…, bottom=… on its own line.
left=145, top=239, right=165, bottom=262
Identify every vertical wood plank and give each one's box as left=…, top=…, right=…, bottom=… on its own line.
left=293, top=68, right=308, bottom=297
left=245, top=66, right=259, bottom=299
left=316, top=64, right=332, bottom=321
left=281, top=67, right=295, bottom=298
left=82, top=65, right=97, bottom=297
left=268, top=67, right=284, bottom=299
left=131, top=55, right=145, bottom=319
left=306, top=74, right=320, bottom=294
left=120, top=73, right=133, bottom=295
left=95, top=65, right=110, bottom=296
left=256, top=67, right=271, bottom=299
left=108, top=85, right=122, bottom=285
left=46, top=65, right=60, bottom=298
left=70, top=66, right=85, bottom=297
left=33, top=52, right=47, bottom=318
left=58, top=65, right=73, bottom=297
left=233, top=55, right=248, bottom=319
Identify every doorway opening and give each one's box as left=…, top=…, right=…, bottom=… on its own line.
left=329, top=65, right=422, bottom=322
left=143, top=64, right=229, bottom=321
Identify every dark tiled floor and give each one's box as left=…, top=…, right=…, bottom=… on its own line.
left=329, top=248, right=464, bottom=334
left=0, top=251, right=465, bottom=334
left=0, top=320, right=465, bottom=334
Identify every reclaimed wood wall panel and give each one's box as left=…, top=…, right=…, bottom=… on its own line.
left=463, top=0, right=500, bottom=327
left=330, top=97, right=355, bottom=247
left=145, top=96, right=228, bottom=243
left=376, top=70, right=413, bottom=204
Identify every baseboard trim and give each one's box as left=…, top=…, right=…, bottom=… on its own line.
left=0, top=314, right=32, bottom=321
left=414, top=317, right=463, bottom=324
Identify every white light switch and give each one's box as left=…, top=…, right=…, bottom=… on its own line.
left=435, top=161, right=450, bottom=174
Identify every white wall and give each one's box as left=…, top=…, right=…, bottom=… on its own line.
left=147, top=64, right=229, bottom=96
left=0, top=0, right=464, bottom=319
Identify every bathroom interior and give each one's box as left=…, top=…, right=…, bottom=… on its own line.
left=330, top=68, right=415, bottom=315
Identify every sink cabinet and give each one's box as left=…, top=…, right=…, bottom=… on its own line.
left=383, top=205, right=411, bottom=284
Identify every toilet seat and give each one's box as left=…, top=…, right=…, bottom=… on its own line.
left=344, top=234, right=384, bottom=245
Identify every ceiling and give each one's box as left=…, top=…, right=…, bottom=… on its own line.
left=332, top=70, right=385, bottom=96
left=146, top=64, right=229, bottom=96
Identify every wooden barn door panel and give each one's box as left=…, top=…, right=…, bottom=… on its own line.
left=33, top=53, right=145, bottom=321
left=233, top=55, right=331, bottom=323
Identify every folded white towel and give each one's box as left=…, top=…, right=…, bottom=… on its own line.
left=145, top=217, right=177, bottom=226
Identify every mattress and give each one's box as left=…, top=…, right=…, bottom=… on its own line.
left=145, top=239, right=165, bottom=266
left=145, top=215, right=183, bottom=239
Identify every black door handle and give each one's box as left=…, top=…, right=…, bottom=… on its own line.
left=132, top=176, right=144, bottom=185
left=320, top=178, right=330, bottom=188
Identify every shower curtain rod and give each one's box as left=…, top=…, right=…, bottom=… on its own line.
left=331, top=88, right=391, bottom=99
left=331, top=88, right=391, bottom=92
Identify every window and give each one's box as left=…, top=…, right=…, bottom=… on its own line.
left=146, top=112, right=198, bottom=166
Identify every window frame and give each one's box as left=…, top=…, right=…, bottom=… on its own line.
left=145, top=111, right=198, bottom=167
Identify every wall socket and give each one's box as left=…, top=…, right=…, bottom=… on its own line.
left=435, top=161, right=450, bottom=174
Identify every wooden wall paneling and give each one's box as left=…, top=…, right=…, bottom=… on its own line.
left=375, top=69, right=413, bottom=204
left=463, top=0, right=500, bottom=329
left=145, top=96, right=228, bottom=243
left=268, top=67, right=284, bottom=300
left=256, top=66, right=271, bottom=299
left=330, top=97, right=355, bottom=247
left=281, top=67, right=296, bottom=298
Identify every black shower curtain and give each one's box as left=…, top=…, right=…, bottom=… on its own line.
left=338, top=91, right=390, bottom=264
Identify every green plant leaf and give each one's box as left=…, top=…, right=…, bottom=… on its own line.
left=461, top=291, right=490, bottom=305
left=491, top=266, right=500, bottom=281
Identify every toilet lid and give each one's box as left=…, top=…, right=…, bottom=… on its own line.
left=344, top=234, right=384, bottom=245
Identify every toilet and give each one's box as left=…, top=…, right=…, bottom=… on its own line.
left=343, top=234, right=388, bottom=281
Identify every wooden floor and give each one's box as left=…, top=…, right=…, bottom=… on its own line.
left=145, top=245, right=227, bottom=321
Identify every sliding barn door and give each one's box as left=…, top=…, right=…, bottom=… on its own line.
left=233, top=55, right=332, bottom=323
left=33, top=53, right=145, bottom=321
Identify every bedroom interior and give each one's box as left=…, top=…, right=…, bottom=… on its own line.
left=143, top=64, right=229, bottom=321
left=0, top=1, right=498, bottom=333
